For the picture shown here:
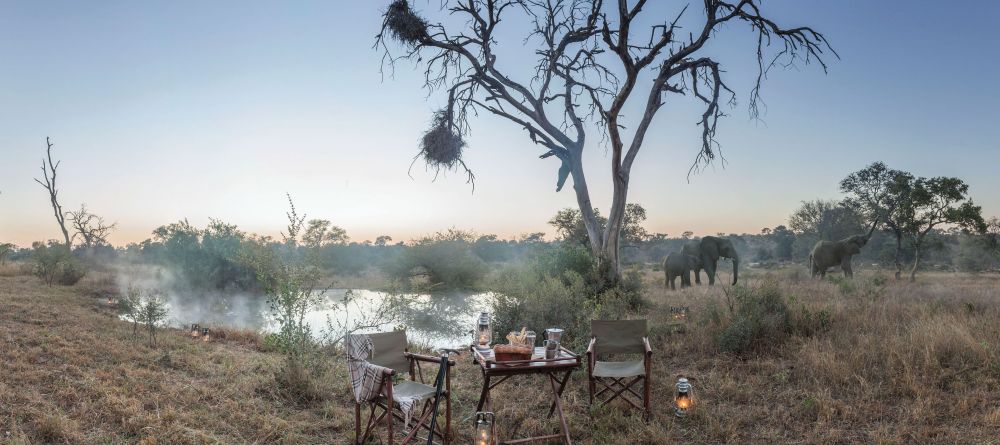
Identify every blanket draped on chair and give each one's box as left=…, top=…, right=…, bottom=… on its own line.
left=346, top=334, right=421, bottom=428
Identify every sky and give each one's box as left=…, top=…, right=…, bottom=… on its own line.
left=1, top=0, right=998, bottom=247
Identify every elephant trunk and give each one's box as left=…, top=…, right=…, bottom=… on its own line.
left=731, top=253, right=740, bottom=285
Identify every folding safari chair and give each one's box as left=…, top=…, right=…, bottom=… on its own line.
left=350, top=331, right=454, bottom=445
left=586, top=319, right=652, bottom=420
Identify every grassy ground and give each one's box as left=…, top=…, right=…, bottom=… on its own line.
left=2, top=263, right=999, bottom=444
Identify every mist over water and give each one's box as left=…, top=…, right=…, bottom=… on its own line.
left=114, top=264, right=492, bottom=349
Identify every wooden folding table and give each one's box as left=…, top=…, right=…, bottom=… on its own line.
left=470, top=345, right=582, bottom=444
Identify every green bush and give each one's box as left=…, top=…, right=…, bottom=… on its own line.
left=386, top=230, right=487, bottom=288
left=488, top=250, right=647, bottom=352
left=57, top=258, right=87, bottom=285
left=31, top=241, right=86, bottom=286
left=717, top=281, right=791, bottom=355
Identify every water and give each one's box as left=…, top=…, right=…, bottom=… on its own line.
left=157, top=289, right=494, bottom=349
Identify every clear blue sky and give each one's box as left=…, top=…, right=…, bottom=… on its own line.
left=1, top=1, right=998, bottom=246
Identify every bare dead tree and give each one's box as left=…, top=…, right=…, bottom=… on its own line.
left=377, top=0, right=835, bottom=281
left=34, top=137, right=71, bottom=246
left=67, top=204, right=117, bottom=249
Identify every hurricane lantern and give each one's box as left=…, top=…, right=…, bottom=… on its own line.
left=674, top=377, right=693, bottom=418
left=476, top=312, right=491, bottom=347
left=201, top=327, right=210, bottom=342
left=474, top=411, right=495, bottom=445
left=190, top=324, right=201, bottom=338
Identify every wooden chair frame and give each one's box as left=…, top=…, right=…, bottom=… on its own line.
left=586, top=331, right=652, bottom=421
left=354, top=349, right=454, bottom=445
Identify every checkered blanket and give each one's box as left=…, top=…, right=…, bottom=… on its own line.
left=346, top=334, right=420, bottom=428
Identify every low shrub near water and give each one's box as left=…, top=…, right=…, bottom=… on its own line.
left=385, top=229, right=487, bottom=288
left=489, top=245, right=647, bottom=351
left=31, top=241, right=87, bottom=286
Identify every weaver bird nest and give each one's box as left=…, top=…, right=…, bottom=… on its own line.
left=411, top=111, right=474, bottom=185
left=384, top=0, right=429, bottom=45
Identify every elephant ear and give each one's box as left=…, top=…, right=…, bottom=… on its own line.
left=700, top=237, right=720, bottom=259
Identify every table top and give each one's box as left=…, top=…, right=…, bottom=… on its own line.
left=471, top=345, right=581, bottom=374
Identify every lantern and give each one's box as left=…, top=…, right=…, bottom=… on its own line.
left=674, top=377, right=693, bottom=417
left=190, top=324, right=201, bottom=338
left=474, top=412, right=495, bottom=445
left=475, top=312, right=491, bottom=348
left=201, top=327, right=211, bottom=342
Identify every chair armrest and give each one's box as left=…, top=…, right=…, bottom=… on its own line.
left=586, top=337, right=596, bottom=357
left=405, top=352, right=456, bottom=367
left=643, top=337, right=652, bottom=357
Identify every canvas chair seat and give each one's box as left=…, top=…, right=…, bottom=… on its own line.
left=592, top=360, right=645, bottom=378
left=587, top=319, right=652, bottom=421
left=390, top=380, right=437, bottom=404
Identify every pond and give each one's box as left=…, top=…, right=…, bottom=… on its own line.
left=155, top=289, right=494, bottom=350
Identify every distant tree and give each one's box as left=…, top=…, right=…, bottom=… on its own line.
left=67, top=204, right=117, bottom=250
left=840, top=162, right=914, bottom=278
left=519, top=232, right=546, bottom=245
left=374, top=235, right=393, bottom=247
left=681, top=231, right=694, bottom=240
left=771, top=225, right=795, bottom=261
left=760, top=227, right=772, bottom=236
left=33, top=138, right=71, bottom=245
left=0, top=243, right=14, bottom=267
left=789, top=200, right=864, bottom=241
left=548, top=203, right=648, bottom=248
left=377, top=0, right=833, bottom=282
left=898, top=176, right=985, bottom=281
left=301, top=219, right=349, bottom=248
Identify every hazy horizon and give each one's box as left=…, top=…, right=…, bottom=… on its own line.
left=2, top=1, right=999, bottom=247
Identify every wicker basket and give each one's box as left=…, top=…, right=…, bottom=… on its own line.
left=493, top=344, right=532, bottom=362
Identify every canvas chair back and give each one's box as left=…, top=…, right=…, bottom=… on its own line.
left=591, top=319, right=647, bottom=355
left=368, top=331, right=410, bottom=374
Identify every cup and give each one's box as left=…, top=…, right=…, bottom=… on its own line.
left=544, top=339, right=558, bottom=359
left=524, top=331, right=536, bottom=348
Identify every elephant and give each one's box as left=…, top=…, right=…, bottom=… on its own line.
left=809, top=220, right=879, bottom=279
left=809, top=234, right=870, bottom=278
left=663, top=252, right=700, bottom=290
left=683, top=236, right=740, bottom=285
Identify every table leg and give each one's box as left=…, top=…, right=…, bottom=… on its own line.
left=547, top=370, right=572, bottom=418
left=548, top=372, right=573, bottom=445
left=476, top=372, right=491, bottom=412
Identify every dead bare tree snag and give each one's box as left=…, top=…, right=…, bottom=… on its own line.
left=34, top=137, right=71, bottom=246
left=67, top=204, right=117, bottom=250
left=377, top=0, right=835, bottom=282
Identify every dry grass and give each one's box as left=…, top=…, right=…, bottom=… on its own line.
left=2, top=265, right=999, bottom=444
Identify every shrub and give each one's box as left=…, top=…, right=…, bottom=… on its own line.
left=490, top=269, right=594, bottom=351
left=31, top=241, right=86, bottom=286
left=138, top=293, right=169, bottom=347
left=386, top=230, right=486, bottom=288
left=717, top=281, right=791, bottom=355
left=57, top=258, right=87, bottom=285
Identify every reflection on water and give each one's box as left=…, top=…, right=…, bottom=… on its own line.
left=160, top=289, right=493, bottom=349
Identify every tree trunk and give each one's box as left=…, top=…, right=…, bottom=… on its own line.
left=893, top=231, right=903, bottom=280
left=909, top=244, right=920, bottom=282
left=600, top=162, right=630, bottom=285
left=567, top=152, right=604, bottom=259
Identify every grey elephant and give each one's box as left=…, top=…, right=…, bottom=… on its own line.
left=809, top=222, right=878, bottom=278
left=809, top=235, right=870, bottom=278
left=663, top=252, right=700, bottom=290
left=683, top=236, right=740, bottom=285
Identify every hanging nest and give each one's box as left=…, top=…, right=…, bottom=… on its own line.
left=411, top=110, right=475, bottom=186
left=383, top=0, right=429, bottom=45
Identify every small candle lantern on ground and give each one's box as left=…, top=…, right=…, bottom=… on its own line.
left=474, top=411, right=495, bottom=445
left=190, top=324, right=201, bottom=338
left=201, top=328, right=210, bottom=342
left=675, top=377, right=693, bottom=417
left=476, top=312, right=491, bottom=349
